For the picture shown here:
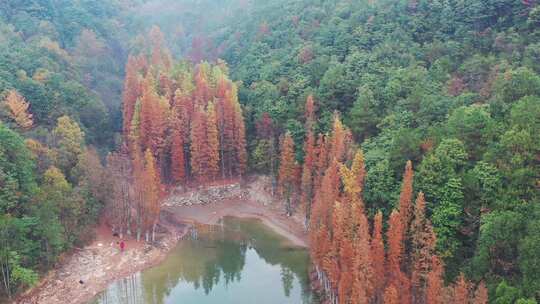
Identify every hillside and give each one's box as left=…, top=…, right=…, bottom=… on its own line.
left=213, top=0, right=540, bottom=299
left=0, top=0, right=539, bottom=303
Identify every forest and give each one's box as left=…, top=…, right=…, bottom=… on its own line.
left=0, top=0, right=539, bottom=303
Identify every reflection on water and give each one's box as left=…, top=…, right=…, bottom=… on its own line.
left=92, top=217, right=317, bottom=304
left=95, top=274, right=144, bottom=304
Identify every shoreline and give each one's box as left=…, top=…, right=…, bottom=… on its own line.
left=15, top=220, right=187, bottom=304
left=166, top=199, right=308, bottom=248
left=15, top=183, right=308, bottom=304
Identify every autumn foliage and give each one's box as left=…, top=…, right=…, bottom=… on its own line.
left=307, top=151, right=488, bottom=303
left=116, top=28, right=492, bottom=303
left=399, top=160, right=414, bottom=232
left=3, top=90, right=33, bottom=130
left=113, top=26, right=248, bottom=242
left=301, top=106, right=488, bottom=304
left=278, top=132, right=297, bottom=215
left=170, top=127, right=186, bottom=184
left=121, top=27, right=247, bottom=186
left=141, top=148, right=161, bottom=240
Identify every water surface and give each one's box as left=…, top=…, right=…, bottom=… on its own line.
left=92, top=216, right=316, bottom=304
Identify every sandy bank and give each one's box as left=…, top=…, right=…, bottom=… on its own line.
left=166, top=198, right=309, bottom=248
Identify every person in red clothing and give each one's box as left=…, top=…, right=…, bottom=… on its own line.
left=120, top=239, right=125, bottom=252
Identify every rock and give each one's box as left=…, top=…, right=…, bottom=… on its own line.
left=164, top=182, right=257, bottom=207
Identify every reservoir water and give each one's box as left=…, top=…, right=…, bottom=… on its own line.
left=91, top=216, right=316, bottom=304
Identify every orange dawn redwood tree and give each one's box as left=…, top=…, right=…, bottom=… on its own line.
left=194, top=64, right=210, bottom=106
left=329, top=112, right=347, bottom=162
left=383, top=285, right=399, bottom=304
left=314, top=133, right=328, bottom=191
left=139, top=74, right=157, bottom=153
left=170, top=126, right=186, bottom=184
left=351, top=203, right=373, bottom=303
left=426, top=255, right=444, bottom=304
left=301, top=130, right=316, bottom=227
left=315, top=159, right=340, bottom=230
left=399, top=160, right=414, bottom=234
left=233, top=97, right=247, bottom=177
left=122, top=55, right=140, bottom=138
left=220, top=87, right=236, bottom=177
left=206, top=102, right=220, bottom=180
left=410, top=192, right=437, bottom=304
left=332, top=201, right=349, bottom=303
left=472, top=281, right=488, bottom=304
left=142, top=148, right=161, bottom=242
left=190, top=105, right=208, bottom=183
left=371, top=210, right=385, bottom=302
left=215, top=78, right=228, bottom=178
left=386, top=209, right=411, bottom=304
left=132, top=149, right=145, bottom=241
left=278, top=132, right=296, bottom=215
left=452, top=273, right=470, bottom=304
left=305, top=94, right=316, bottom=129
left=386, top=210, right=404, bottom=281
left=173, top=88, right=192, bottom=138
left=301, top=95, right=317, bottom=226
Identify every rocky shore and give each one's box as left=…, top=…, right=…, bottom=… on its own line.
left=15, top=176, right=307, bottom=304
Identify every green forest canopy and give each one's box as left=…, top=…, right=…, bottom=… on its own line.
left=0, top=0, right=539, bottom=302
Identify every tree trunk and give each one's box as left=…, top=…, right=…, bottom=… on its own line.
left=286, top=196, right=291, bottom=216
left=285, top=186, right=292, bottom=216
left=270, top=140, right=276, bottom=196
left=1, top=261, right=11, bottom=298
left=220, top=128, right=225, bottom=179
left=271, top=175, right=277, bottom=197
